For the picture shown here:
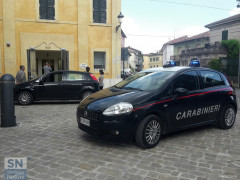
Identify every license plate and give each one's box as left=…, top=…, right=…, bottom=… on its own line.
left=80, top=117, right=90, bottom=126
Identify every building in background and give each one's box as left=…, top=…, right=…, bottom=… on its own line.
left=169, top=32, right=210, bottom=66
left=205, top=14, right=240, bottom=44
left=121, top=30, right=131, bottom=77
left=0, top=0, right=122, bottom=87
left=143, top=52, right=163, bottom=70
left=128, top=46, right=143, bottom=72
left=161, top=36, right=188, bottom=65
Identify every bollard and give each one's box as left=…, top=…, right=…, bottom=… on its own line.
left=0, top=74, right=16, bottom=127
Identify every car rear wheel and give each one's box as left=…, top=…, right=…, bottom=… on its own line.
left=17, top=91, right=33, bottom=105
left=218, top=104, right=236, bottom=129
left=135, top=115, right=162, bottom=149
left=81, top=91, right=93, bottom=100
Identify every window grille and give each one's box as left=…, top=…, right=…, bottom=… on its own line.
left=94, top=52, right=106, bottom=70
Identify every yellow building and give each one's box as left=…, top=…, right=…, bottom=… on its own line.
left=143, top=53, right=163, bottom=70
left=0, top=0, right=122, bottom=86
left=143, top=55, right=150, bottom=70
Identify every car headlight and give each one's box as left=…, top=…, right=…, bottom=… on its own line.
left=103, top=102, right=133, bottom=116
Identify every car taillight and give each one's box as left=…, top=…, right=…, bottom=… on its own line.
left=228, top=89, right=236, bottom=96
left=90, top=73, right=98, bottom=81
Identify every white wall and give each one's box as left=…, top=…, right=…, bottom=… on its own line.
left=163, top=45, right=174, bottom=65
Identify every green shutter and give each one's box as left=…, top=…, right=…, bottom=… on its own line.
left=222, top=30, right=228, bottom=41
left=39, top=0, right=47, bottom=19
left=93, top=0, right=106, bottom=23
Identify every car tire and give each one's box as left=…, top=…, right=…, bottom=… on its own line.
left=81, top=91, right=93, bottom=100
left=135, top=115, right=162, bottom=149
left=17, top=91, right=33, bottom=105
left=218, top=104, right=236, bottom=129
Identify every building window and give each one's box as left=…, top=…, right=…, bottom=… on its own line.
left=39, top=0, right=55, bottom=20
left=153, top=58, right=155, bottom=61
left=94, top=52, right=106, bottom=69
left=150, top=58, right=152, bottom=62
left=222, top=30, right=228, bottom=41
left=93, top=0, right=106, bottom=23
left=178, top=47, right=182, bottom=55
left=156, top=57, right=159, bottom=61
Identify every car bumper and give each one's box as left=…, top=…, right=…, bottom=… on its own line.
left=77, top=108, right=136, bottom=140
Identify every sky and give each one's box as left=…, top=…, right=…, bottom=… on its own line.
left=121, top=0, right=240, bottom=54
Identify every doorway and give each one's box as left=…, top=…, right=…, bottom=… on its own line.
left=27, top=49, right=69, bottom=79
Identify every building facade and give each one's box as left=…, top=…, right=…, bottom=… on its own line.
left=170, top=32, right=212, bottom=66
left=0, top=0, right=122, bottom=86
left=143, top=53, right=163, bottom=70
left=128, top=46, right=143, bottom=72
left=205, top=14, right=240, bottom=44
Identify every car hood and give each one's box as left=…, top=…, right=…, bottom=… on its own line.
left=78, top=87, right=150, bottom=112
left=15, top=81, right=31, bottom=89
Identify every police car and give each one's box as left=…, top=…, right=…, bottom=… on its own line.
left=76, top=66, right=237, bottom=148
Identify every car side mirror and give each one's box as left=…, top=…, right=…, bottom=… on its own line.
left=173, top=88, right=188, bottom=100
left=39, top=79, right=44, bottom=85
left=174, top=88, right=188, bottom=96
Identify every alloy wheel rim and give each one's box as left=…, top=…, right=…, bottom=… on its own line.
left=19, top=93, right=30, bottom=104
left=83, top=93, right=92, bottom=99
left=225, top=108, right=235, bottom=126
left=145, top=120, right=161, bottom=145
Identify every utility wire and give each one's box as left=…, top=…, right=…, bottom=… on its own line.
left=126, top=34, right=192, bottom=38
left=149, top=0, right=239, bottom=12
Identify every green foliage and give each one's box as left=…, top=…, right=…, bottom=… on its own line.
left=221, top=39, right=240, bottom=59
left=207, top=58, right=221, bottom=71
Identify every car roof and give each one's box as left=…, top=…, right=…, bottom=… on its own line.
left=142, top=66, right=191, bottom=73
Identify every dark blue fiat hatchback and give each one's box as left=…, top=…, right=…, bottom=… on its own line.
left=77, top=67, right=237, bottom=148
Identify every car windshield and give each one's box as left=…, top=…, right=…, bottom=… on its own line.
left=115, top=71, right=175, bottom=91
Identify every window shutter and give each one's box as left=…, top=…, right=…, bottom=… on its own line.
left=47, top=0, right=55, bottom=20
left=39, top=0, right=47, bottom=19
left=222, top=30, right=228, bottom=41
left=93, top=0, right=106, bottom=23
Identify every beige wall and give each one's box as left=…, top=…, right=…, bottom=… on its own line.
left=149, top=54, right=163, bottom=68
left=143, top=55, right=150, bottom=70
left=209, top=21, right=240, bottom=44
left=1, top=0, right=122, bottom=83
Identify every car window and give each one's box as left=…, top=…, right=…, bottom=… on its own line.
left=173, top=71, right=198, bottom=92
left=66, top=73, right=88, bottom=81
left=115, top=71, right=175, bottom=91
left=43, top=73, right=62, bottom=83
left=199, top=71, right=225, bottom=88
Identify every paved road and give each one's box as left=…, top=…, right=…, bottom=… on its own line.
left=0, top=96, right=240, bottom=180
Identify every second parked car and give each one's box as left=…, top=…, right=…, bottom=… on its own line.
left=15, top=71, right=99, bottom=105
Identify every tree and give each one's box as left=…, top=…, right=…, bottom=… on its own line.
left=221, top=39, right=239, bottom=59
left=207, top=58, right=221, bottom=71
left=221, top=39, right=240, bottom=76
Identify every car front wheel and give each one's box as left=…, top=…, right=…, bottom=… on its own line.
left=17, top=91, right=33, bottom=105
left=218, top=104, right=236, bottom=129
left=81, top=91, right=93, bottom=100
left=135, top=115, right=162, bottom=149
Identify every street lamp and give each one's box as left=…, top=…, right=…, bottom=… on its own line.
left=237, top=0, right=240, bottom=8
left=116, top=12, right=124, bottom=32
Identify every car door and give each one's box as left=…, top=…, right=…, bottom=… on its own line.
left=166, top=70, right=204, bottom=130
left=63, top=72, right=89, bottom=99
left=36, top=72, right=65, bottom=99
left=197, top=70, right=226, bottom=121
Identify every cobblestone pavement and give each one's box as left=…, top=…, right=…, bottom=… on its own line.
left=0, top=93, right=240, bottom=180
